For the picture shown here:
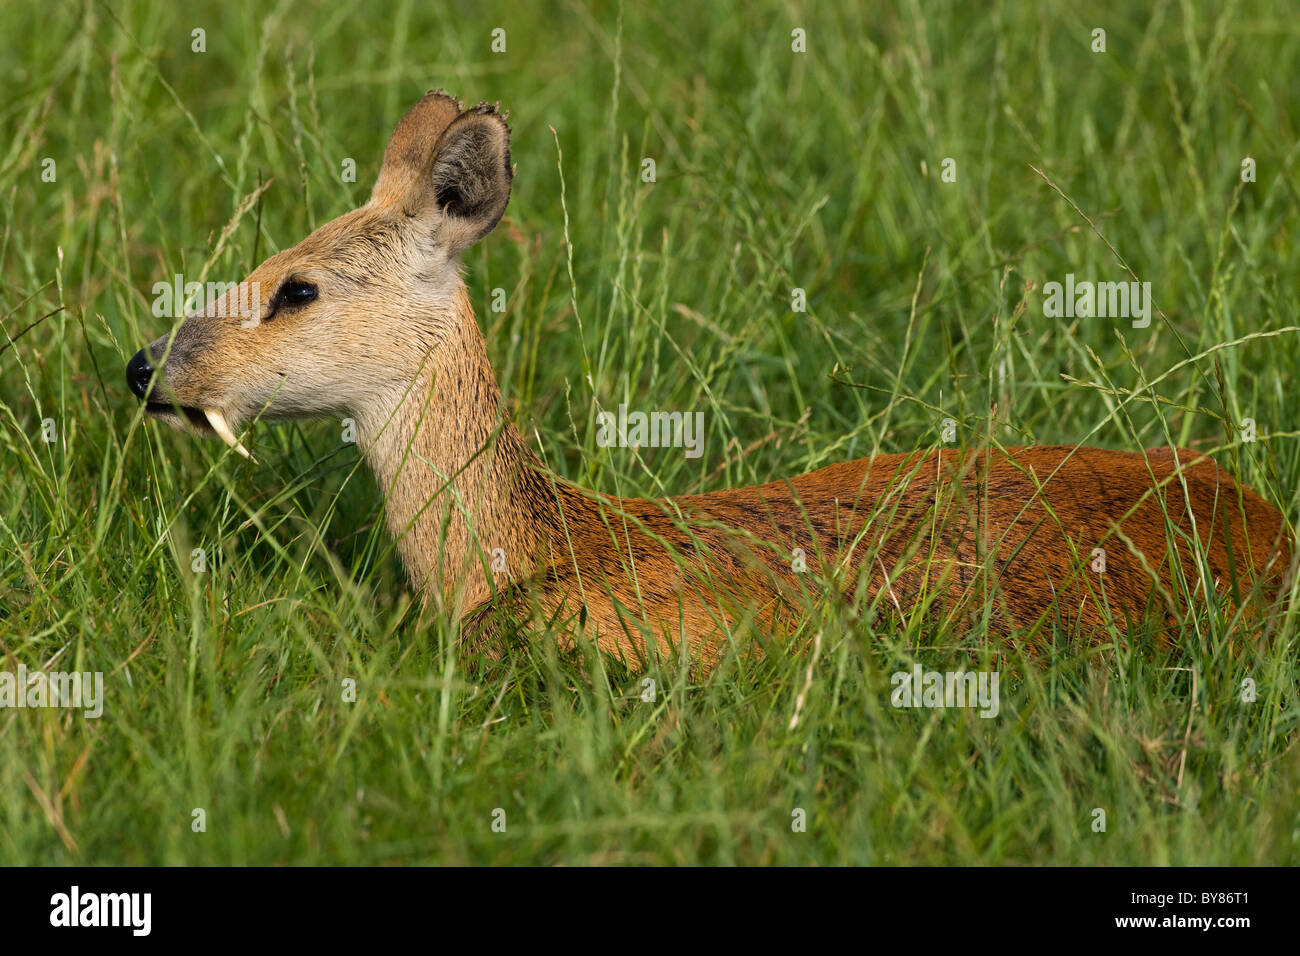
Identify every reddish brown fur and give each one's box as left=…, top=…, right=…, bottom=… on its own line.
left=133, top=92, right=1294, bottom=668
left=481, top=441, right=1292, bottom=664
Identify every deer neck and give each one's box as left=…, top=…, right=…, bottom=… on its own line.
left=353, top=287, right=562, bottom=615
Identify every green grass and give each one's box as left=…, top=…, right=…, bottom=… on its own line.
left=2, top=0, right=1299, bottom=864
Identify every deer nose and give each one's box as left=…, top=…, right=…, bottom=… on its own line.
left=126, top=349, right=155, bottom=399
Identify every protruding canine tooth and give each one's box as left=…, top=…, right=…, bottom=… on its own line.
left=203, top=408, right=256, bottom=462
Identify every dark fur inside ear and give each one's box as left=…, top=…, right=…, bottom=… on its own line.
left=428, top=106, right=512, bottom=251
left=371, top=90, right=465, bottom=209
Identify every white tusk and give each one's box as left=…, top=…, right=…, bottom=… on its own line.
left=203, top=408, right=257, bottom=463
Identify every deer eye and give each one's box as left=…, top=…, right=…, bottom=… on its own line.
left=275, top=279, right=318, bottom=308
left=262, top=279, right=318, bottom=322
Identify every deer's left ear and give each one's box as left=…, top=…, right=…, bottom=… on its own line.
left=371, top=93, right=513, bottom=256
left=425, top=106, right=513, bottom=254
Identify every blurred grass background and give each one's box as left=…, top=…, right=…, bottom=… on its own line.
left=1, top=0, right=1298, bottom=864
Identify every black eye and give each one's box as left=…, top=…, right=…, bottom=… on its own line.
left=259, top=279, right=319, bottom=323
left=276, top=279, right=318, bottom=308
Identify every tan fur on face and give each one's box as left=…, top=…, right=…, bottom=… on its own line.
left=137, top=92, right=1295, bottom=670
left=148, top=208, right=458, bottom=427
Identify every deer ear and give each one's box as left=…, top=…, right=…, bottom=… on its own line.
left=372, top=94, right=512, bottom=255
left=426, top=106, right=513, bottom=254
left=371, top=90, right=465, bottom=210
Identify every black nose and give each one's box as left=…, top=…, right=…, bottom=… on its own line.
left=126, top=349, right=155, bottom=399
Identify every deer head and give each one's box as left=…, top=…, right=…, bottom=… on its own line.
left=126, top=91, right=513, bottom=459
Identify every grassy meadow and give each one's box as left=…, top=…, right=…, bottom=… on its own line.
left=1, top=0, right=1299, bottom=864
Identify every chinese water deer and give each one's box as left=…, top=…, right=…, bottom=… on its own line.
left=127, top=91, right=1293, bottom=667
